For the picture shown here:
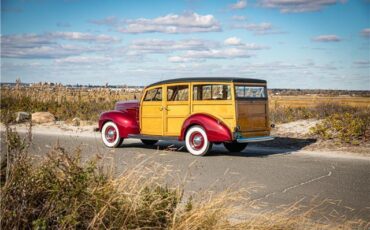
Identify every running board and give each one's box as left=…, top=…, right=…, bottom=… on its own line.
left=127, top=134, right=178, bottom=141
left=237, top=136, right=274, bottom=143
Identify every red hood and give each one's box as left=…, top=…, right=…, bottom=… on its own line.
left=114, top=100, right=139, bottom=112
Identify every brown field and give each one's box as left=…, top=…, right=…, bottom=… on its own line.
left=270, top=95, right=370, bottom=108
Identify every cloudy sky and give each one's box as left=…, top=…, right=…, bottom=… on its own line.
left=1, top=0, right=369, bottom=89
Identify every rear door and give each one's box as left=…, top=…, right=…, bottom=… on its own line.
left=140, top=86, right=164, bottom=135
left=235, top=84, right=269, bottom=135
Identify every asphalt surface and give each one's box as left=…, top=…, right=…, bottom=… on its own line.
left=1, top=132, right=370, bottom=221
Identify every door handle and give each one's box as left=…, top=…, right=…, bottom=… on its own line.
left=160, top=106, right=169, bottom=111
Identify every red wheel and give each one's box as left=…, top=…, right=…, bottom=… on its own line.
left=101, top=121, right=123, bottom=148
left=185, top=125, right=212, bottom=156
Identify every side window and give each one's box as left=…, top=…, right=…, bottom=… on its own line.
left=193, top=84, right=231, bottom=100
left=143, top=87, right=162, bottom=101
left=167, top=85, right=189, bottom=101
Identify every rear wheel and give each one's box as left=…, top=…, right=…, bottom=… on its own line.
left=141, top=139, right=158, bottom=145
left=224, top=142, right=247, bottom=153
left=101, top=121, right=124, bottom=148
left=185, top=125, right=212, bottom=156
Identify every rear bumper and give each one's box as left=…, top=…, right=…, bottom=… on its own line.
left=236, top=136, right=274, bottom=143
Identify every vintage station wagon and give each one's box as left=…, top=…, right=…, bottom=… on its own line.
left=99, top=78, right=274, bottom=156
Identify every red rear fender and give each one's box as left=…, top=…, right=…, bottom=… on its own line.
left=179, top=114, right=232, bottom=142
left=98, top=111, right=140, bottom=138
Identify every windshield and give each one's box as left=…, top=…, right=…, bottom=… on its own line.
left=235, top=85, right=266, bottom=99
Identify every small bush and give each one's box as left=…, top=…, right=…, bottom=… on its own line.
left=310, top=111, right=370, bottom=144
left=1, top=144, right=181, bottom=229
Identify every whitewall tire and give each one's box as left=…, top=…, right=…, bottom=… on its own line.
left=185, top=125, right=212, bottom=156
left=101, top=121, right=123, bottom=148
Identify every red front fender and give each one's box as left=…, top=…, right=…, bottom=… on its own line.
left=98, top=111, right=140, bottom=138
left=179, top=114, right=233, bottom=142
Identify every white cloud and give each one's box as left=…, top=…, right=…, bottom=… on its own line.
left=55, top=56, right=113, bottom=64
left=168, top=56, right=193, bottom=63
left=361, top=28, right=370, bottom=38
left=89, top=16, right=118, bottom=26
left=127, top=38, right=267, bottom=61
left=232, top=22, right=284, bottom=35
left=353, top=60, right=370, bottom=68
left=312, top=35, right=341, bottom=42
left=240, top=22, right=272, bottom=31
left=48, top=32, right=120, bottom=43
left=125, top=39, right=216, bottom=56
left=230, top=0, right=247, bottom=9
left=117, top=12, right=221, bottom=34
left=232, top=15, right=246, bottom=21
left=224, top=37, right=242, bottom=45
left=224, top=37, right=267, bottom=49
left=0, top=33, right=115, bottom=58
left=258, top=0, right=346, bottom=13
left=169, top=48, right=251, bottom=61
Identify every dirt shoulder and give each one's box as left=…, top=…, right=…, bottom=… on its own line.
left=0, top=121, right=98, bottom=138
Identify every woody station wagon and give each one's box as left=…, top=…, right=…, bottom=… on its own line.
left=99, top=78, right=274, bottom=156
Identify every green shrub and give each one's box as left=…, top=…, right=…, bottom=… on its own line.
left=310, top=112, right=370, bottom=144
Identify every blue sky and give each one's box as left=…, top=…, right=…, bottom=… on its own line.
left=1, top=0, right=369, bottom=89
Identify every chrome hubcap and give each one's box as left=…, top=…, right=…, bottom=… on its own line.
left=107, top=130, right=115, bottom=138
left=193, top=136, right=203, bottom=147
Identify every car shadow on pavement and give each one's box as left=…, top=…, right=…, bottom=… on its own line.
left=209, top=137, right=317, bottom=157
left=120, top=137, right=317, bottom=158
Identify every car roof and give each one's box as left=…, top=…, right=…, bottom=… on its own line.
left=145, top=77, right=266, bottom=89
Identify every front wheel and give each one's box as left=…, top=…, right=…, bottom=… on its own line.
left=185, top=125, right=212, bottom=156
left=223, top=142, right=247, bottom=153
left=101, top=121, right=124, bottom=148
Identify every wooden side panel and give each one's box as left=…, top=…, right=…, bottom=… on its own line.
left=237, top=101, right=268, bottom=134
left=192, top=101, right=236, bottom=131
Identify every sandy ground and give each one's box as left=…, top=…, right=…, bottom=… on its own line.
left=272, top=119, right=321, bottom=137
left=0, top=121, right=98, bottom=138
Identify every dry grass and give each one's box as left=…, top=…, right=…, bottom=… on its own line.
left=270, top=95, right=370, bottom=109
left=1, top=126, right=369, bottom=229
left=0, top=85, right=141, bottom=122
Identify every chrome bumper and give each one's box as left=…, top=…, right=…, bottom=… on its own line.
left=236, top=136, right=274, bottom=143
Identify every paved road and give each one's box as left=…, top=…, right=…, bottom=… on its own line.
left=2, top=132, right=370, bottom=220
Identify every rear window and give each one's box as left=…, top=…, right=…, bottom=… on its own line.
left=235, top=86, right=266, bottom=99
left=193, top=84, right=231, bottom=100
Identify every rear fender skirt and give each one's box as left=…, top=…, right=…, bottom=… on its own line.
left=179, top=113, right=232, bottom=142
left=98, top=111, right=140, bottom=138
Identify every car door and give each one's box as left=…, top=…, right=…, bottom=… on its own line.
left=164, top=84, right=190, bottom=136
left=140, top=86, right=164, bottom=135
